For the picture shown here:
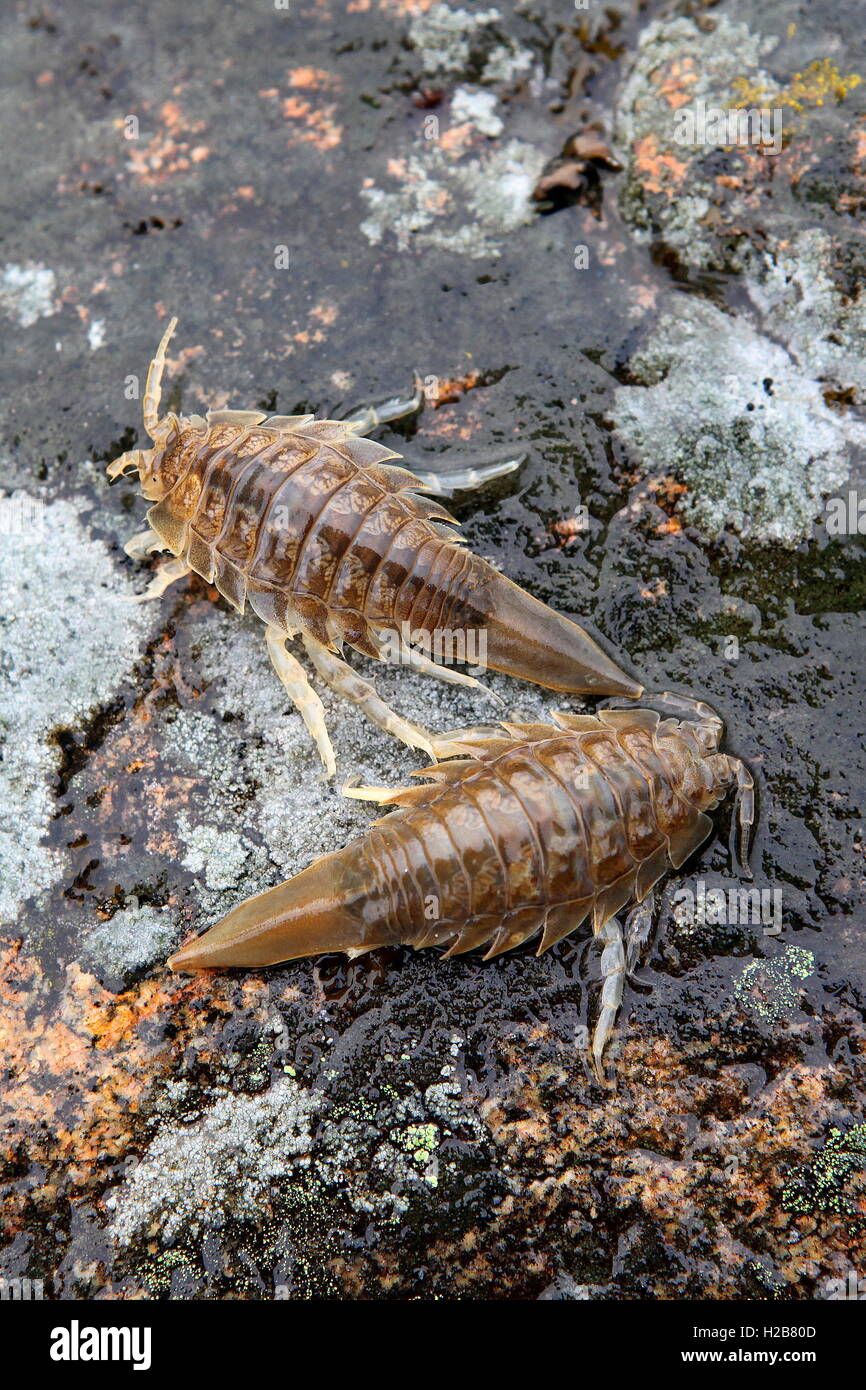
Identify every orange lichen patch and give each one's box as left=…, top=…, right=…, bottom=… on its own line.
left=378, top=0, right=437, bottom=12
left=310, top=303, right=338, bottom=326
left=161, top=342, right=205, bottom=381
left=159, top=101, right=184, bottom=133
left=459, top=1019, right=865, bottom=1293
left=429, top=370, right=481, bottom=406
left=651, top=55, right=699, bottom=109
left=647, top=474, right=688, bottom=504
left=632, top=134, right=689, bottom=194
left=655, top=516, right=682, bottom=536
left=634, top=283, right=659, bottom=311
left=0, top=936, right=262, bottom=1226
left=288, top=67, right=341, bottom=91
left=439, top=123, right=475, bottom=157
left=121, top=103, right=210, bottom=187
left=1, top=948, right=157, bottom=1179
left=639, top=577, right=669, bottom=600
left=280, top=95, right=343, bottom=151
left=36, top=69, right=54, bottom=85
left=549, top=517, right=588, bottom=549
left=290, top=301, right=340, bottom=347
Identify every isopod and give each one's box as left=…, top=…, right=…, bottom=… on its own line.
left=168, top=693, right=755, bottom=1077
left=108, top=319, right=641, bottom=775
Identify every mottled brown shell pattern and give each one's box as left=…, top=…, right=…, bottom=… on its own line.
left=146, top=417, right=473, bottom=659
left=351, top=710, right=724, bottom=958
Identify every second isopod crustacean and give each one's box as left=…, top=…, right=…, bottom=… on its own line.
left=107, top=319, right=641, bottom=775
left=169, top=694, right=755, bottom=1077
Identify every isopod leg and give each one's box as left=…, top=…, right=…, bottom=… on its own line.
left=592, top=916, right=626, bottom=1083
left=143, top=316, right=178, bottom=440
left=376, top=631, right=502, bottom=705
left=301, top=635, right=438, bottom=760
left=427, top=723, right=508, bottom=758
left=123, top=527, right=167, bottom=559
left=342, top=373, right=424, bottom=435
left=341, top=781, right=396, bottom=804
left=624, top=890, right=658, bottom=977
left=399, top=447, right=526, bottom=494
left=266, top=627, right=337, bottom=778
left=342, top=378, right=525, bottom=494
left=591, top=891, right=664, bottom=1079
left=731, top=759, right=755, bottom=878
left=126, top=556, right=191, bottom=601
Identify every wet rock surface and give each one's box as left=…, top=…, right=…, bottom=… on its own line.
left=1, top=0, right=864, bottom=1299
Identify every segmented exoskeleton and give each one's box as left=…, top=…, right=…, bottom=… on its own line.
left=169, top=693, right=755, bottom=1078
left=108, top=319, right=641, bottom=775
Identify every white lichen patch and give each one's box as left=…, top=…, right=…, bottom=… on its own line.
left=408, top=4, right=531, bottom=85
left=611, top=297, right=866, bottom=544
left=80, top=902, right=180, bottom=988
left=745, top=229, right=866, bottom=405
left=178, top=816, right=254, bottom=893
left=451, top=86, right=503, bottom=137
left=108, top=1078, right=321, bottom=1245
left=0, top=262, right=57, bottom=327
left=87, top=318, right=106, bottom=351
left=360, top=139, right=544, bottom=258
left=0, top=494, right=157, bottom=921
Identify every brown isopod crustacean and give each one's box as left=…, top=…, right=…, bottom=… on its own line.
left=169, top=694, right=755, bottom=1078
left=108, top=319, right=641, bottom=774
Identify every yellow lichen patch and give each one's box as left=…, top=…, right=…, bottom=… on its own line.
left=731, top=60, right=863, bottom=114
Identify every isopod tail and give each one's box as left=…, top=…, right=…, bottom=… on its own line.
left=168, top=845, right=393, bottom=971
left=466, top=567, right=642, bottom=699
